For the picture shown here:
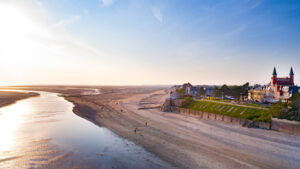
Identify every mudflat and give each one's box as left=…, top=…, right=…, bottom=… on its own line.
left=0, top=91, right=39, bottom=108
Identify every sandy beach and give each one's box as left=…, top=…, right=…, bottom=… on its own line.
left=61, top=87, right=300, bottom=169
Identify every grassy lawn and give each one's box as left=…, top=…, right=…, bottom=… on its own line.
left=204, top=97, right=231, bottom=102
left=184, top=100, right=272, bottom=122
left=244, top=103, right=270, bottom=108
left=203, top=98, right=269, bottom=108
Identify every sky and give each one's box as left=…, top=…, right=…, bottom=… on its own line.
left=0, top=0, right=299, bottom=86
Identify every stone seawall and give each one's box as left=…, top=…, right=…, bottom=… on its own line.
left=161, top=99, right=183, bottom=112
left=176, top=108, right=300, bottom=134
left=178, top=108, right=270, bottom=130
left=162, top=100, right=300, bottom=134
left=271, top=118, right=300, bottom=134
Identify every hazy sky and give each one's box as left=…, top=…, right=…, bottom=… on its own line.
left=0, top=0, right=299, bottom=86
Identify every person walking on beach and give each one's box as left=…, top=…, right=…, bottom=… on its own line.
left=134, top=128, right=137, bottom=134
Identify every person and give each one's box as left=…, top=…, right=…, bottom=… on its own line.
left=145, top=122, right=148, bottom=126
left=134, top=128, right=137, bottom=134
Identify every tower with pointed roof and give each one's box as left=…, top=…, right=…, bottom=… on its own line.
left=271, top=67, right=277, bottom=86
left=270, top=67, right=295, bottom=101
left=290, top=67, right=294, bottom=83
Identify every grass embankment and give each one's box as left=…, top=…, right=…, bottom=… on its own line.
left=184, top=100, right=271, bottom=122
left=245, top=103, right=270, bottom=108
left=205, top=97, right=231, bottom=102
left=0, top=91, right=39, bottom=107
left=204, top=97, right=269, bottom=108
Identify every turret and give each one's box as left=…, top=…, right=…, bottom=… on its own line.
left=290, top=67, right=294, bottom=84
left=271, top=67, right=277, bottom=85
left=273, top=67, right=277, bottom=77
left=290, top=67, right=294, bottom=76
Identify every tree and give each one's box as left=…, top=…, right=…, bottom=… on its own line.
left=220, top=84, right=231, bottom=98
left=268, top=102, right=288, bottom=119
left=212, top=86, right=221, bottom=97
left=241, top=82, right=250, bottom=99
left=224, top=82, right=249, bottom=100
left=229, top=86, right=242, bottom=100
left=176, top=88, right=185, bottom=98
left=198, top=87, right=206, bottom=96
left=268, top=93, right=300, bottom=122
left=289, top=93, right=300, bottom=121
left=182, top=96, right=193, bottom=107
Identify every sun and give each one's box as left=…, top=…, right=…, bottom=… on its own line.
left=0, top=4, right=54, bottom=86
left=0, top=5, right=31, bottom=43
left=0, top=4, right=50, bottom=52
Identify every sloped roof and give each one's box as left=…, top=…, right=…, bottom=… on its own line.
left=290, top=67, right=294, bottom=76
left=273, top=67, right=277, bottom=76
left=275, top=78, right=294, bottom=86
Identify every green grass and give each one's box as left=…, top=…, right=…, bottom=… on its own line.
left=203, top=98, right=270, bottom=108
left=205, top=97, right=231, bottom=102
left=244, top=103, right=270, bottom=108
left=184, top=100, right=271, bottom=122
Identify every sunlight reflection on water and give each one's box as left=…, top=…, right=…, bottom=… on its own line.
left=0, top=91, right=175, bottom=169
left=0, top=101, right=31, bottom=152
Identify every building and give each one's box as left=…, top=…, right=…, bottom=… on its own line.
left=248, top=87, right=266, bottom=102
left=204, top=87, right=213, bottom=96
left=182, top=83, right=199, bottom=96
left=270, top=67, right=296, bottom=102
left=248, top=67, right=298, bottom=103
left=182, top=83, right=192, bottom=95
left=189, top=86, right=199, bottom=96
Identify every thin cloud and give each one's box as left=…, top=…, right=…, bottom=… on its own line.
left=101, top=0, right=114, bottom=6
left=152, top=8, right=163, bottom=23
left=226, top=25, right=247, bottom=37
left=250, top=1, right=261, bottom=9
left=52, top=15, right=80, bottom=29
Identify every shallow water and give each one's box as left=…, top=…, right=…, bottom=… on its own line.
left=0, top=91, right=175, bottom=169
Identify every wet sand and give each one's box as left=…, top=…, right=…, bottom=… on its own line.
left=63, top=87, right=300, bottom=169
left=0, top=91, right=39, bottom=108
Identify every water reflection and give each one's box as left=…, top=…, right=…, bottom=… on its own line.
left=0, top=91, right=175, bottom=169
left=0, top=101, right=31, bottom=152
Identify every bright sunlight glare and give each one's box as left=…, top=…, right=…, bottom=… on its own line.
left=0, top=4, right=51, bottom=63
left=0, top=100, right=31, bottom=152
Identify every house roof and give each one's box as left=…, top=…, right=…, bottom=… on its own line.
left=275, top=78, right=294, bottom=86
left=183, top=83, right=192, bottom=88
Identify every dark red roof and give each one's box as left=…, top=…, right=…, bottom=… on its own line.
left=274, top=78, right=294, bottom=86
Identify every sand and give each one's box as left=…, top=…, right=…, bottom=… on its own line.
left=63, top=88, right=300, bottom=169
left=0, top=91, right=39, bottom=108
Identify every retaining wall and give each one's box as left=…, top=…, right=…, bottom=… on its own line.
left=178, top=108, right=270, bottom=130
left=271, top=118, right=300, bottom=134
left=168, top=107, right=299, bottom=134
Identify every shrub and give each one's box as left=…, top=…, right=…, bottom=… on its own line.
left=182, top=96, right=193, bottom=107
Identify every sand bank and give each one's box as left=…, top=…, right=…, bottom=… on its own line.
left=64, top=88, right=300, bottom=169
